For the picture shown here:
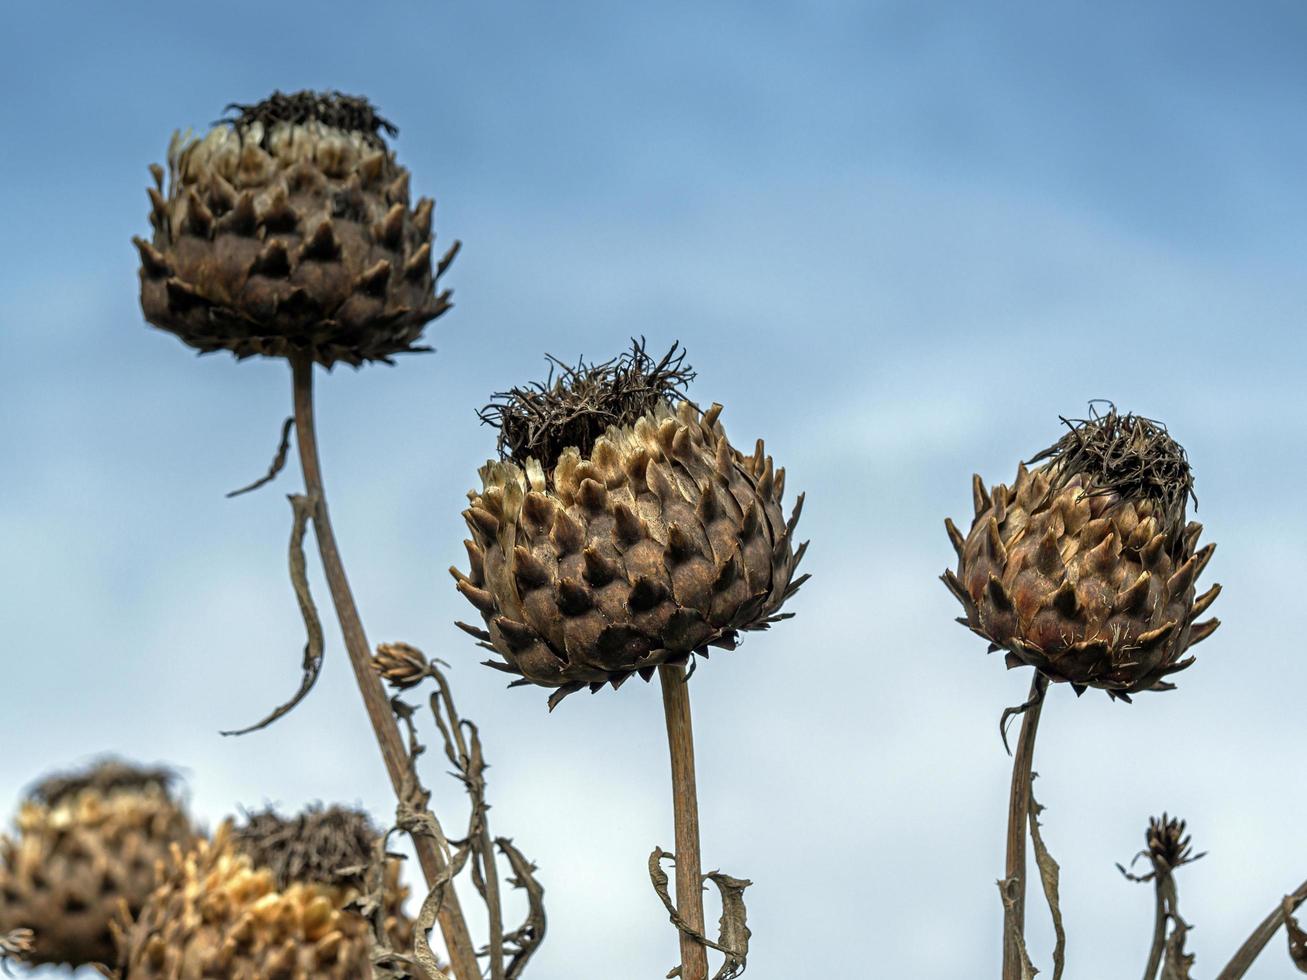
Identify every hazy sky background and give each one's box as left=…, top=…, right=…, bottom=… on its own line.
left=2, top=2, right=1306, bottom=977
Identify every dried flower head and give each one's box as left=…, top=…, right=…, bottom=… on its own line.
left=943, top=405, right=1221, bottom=700
left=0, top=759, right=196, bottom=968
left=133, top=89, right=457, bottom=368
left=454, top=342, right=809, bottom=707
left=373, top=641, right=434, bottom=691
left=1144, top=813, right=1204, bottom=874
left=117, top=805, right=416, bottom=978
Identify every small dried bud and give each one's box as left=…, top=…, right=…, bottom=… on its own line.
left=1, top=927, right=35, bottom=957
left=373, top=642, right=431, bottom=690
left=1146, top=813, right=1202, bottom=873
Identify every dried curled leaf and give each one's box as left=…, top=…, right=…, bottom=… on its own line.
left=1028, top=777, right=1065, bottom=980
left=648, top=847, right=751, bottom=980
left=227, top=416, right=294, bottom=497
left=221, top=493, right=324, bottom=735
left=497, top=837, right=547, bottom=979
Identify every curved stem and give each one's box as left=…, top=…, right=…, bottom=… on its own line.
left=290, top=354, right=480, bottom=979
left=1141, top=876, right=1166, bottom=980
left=659, top=664, right=709, bottom=980
left=1216, top=878, right=1307, bottom=979
left=1002, top=672, right=1049, bottom=980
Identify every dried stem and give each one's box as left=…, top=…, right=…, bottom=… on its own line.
left=1002, top=672, right=1049, bottom=980
left=659, top=664, right=709, bottom=980
left=428, top=669, right=506, bottom=980
left=289, top=354, right=480, bottom=980
left=1216, top=878, right=1307, bottom=979
left=1142, top=877, right=1167, bottom=980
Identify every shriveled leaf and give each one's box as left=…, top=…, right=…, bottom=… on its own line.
left=1028, top=777, right=1066, bottom=980
left=498, top=837, right=547, bottom=979
left=220, top=493, right=324, bottom=736
left=1161, top=915, right=1195, bottom=979
left=649, top=847, right=752, bottom=980
left=226, top=416, right=293, bottom=497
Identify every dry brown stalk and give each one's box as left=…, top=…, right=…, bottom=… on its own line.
left=660, top=664, right=710, bottom=980
left=1002, top=672, right=1048, bottom=980
left=290, top=353, right=479, bottom=979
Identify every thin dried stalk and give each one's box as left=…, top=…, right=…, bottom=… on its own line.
left=1002, top=672, right=1048, bottom=980
left=289, top=353, right=479, bottom=979
left=660, top=664, right=709, bottom=980
left=373, top=645, right=546, bottom=979
left=1216, top=878, right=1307, bottom=979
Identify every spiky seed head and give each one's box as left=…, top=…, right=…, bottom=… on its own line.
left=455, top=341, right=810, bottom=707
left=373, top=641, right=432, bottom=690
left=1146, top=813, right=1202, bottom=873
left=116, top=805, right=420, bottom=978
left=133, top=90, right=456, bottom=368
left=943, top=406, right=1220, bottom=700
left=0, top=759, right=196, bottom=968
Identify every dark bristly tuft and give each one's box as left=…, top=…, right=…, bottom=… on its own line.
left=1026, top=402, right=1195, bottom=531
left=1147, top=813, right=1204, bottom=872
left=480, top=339, right=696, bottom=470
left=221, top=90, right=398, bottom=147
left=29, top=759, right=180, bottom=806
left=230, top=804, right=379, bottom=890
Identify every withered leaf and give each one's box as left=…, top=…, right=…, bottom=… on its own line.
left=220, top=493, right=325, bottom=736
left=998, top=876, right=1039, bottom=980
left=1028, top=776, right=1066, bottom=980
left=649, top=847, right=752, bottom=980
left=226, top=416, right=294, bottom=497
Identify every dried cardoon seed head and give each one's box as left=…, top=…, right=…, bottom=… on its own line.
left=117, top=805, right=417, bottom=978
left=1146, top=813, right=1202, bottom=873
left=0, top=758, right=197, bottom=968
left=229, top=805, right=378, bottom=890
left=942, top=406, right=1221, bottom=700
left=455, top=343, right=809, bottom=707
left=133, top=90, right=456, bottom=368
left=373, top=641, right=432, bottom=690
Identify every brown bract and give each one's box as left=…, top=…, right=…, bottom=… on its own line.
left=133, top=90, right=456, bottom=368
left=115, top=809, right=420, bottom=979
left=0, top=760, right=196, bottom=968
left=943, top=430, right=1221, bottom=699
left=454, top=400, right=809, bottom=708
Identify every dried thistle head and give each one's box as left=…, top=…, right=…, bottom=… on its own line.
left=118, top=805, right=415, bottom=978
left=134, top=89, right=456, bottom=368
left=0, top=758, right=196, bottom=968
left=1145, top=813, right=1204, bottom=874
left=454, top=342, right=809, bottom=707
left=229, top=805, right=379, bottom=890
left=943, top=405, right=1220, bottom=700
left=373, top=642, right=434, bottom=691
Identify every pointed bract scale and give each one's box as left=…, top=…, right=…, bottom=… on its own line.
left=494, top=617, right=538, bottom=652
left=250, top=240, right=292, bottom=278
left=456, top=580, right=497, bottom=615
left=583, top=547, right=620, bottom=587
left=1166, top=554, right=1198, bottom=599
left=1050, top=579, right=1079, bottom=618
left=613, top=501, right=645, bottom=548
left=134, top=237, right=172, bottom=279
left=1188, top=618, right=1220, bottom=645
left=373, top=203, right=405, bottom=249
left=577, top=478, right=608, bottom=513
left=299, top=220, right=341, bottom=262
left=1115, top=571, right=1152, bottom=615
left=972, top=474, right=990, bottom=515
left=185, top=188, right=214, bottom=237
left=512, top=546, right=550, bottom=591
left=1190, top=583, right=1221, bottom=619
left=215, top=190, right=257, bottom=236
left=385, top=171, right=410, bottom=206
left=987, top=575, right=1014, bottom=611
left=403, top=242, right=431, bottom=281
left=945, top=517, right=965, bottom=558
left=984, top=517, right=1008, bottom=565
left=665, top=524, right=703, bottom=565
left=412, top=197, right=434, bottom=240
left=354, top=260, right=392, bottom=296
left=628, top=576, right=668, bottom=612
left=466, top=507, right=500, bottom=539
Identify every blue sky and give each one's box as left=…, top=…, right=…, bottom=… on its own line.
left=2, top=2, right=1306, bottom=977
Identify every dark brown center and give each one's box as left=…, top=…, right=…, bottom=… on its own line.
left=221, top=90, right=398, bottom=148
left=231, top=805, right=379, bottom=890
